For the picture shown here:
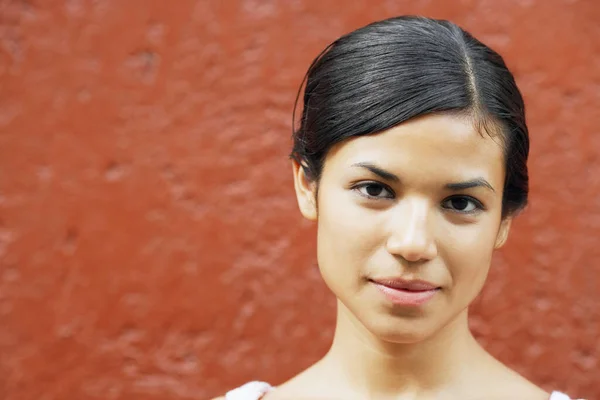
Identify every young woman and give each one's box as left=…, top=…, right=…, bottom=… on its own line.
left=215, top=16, right=583, bottom=400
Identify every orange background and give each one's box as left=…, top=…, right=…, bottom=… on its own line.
left=1, top=1, right=598, bottom=399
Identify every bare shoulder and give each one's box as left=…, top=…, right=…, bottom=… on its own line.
left=505, top=369, right=549, bottom=399
left=475, top=378, right=549, bottom=400
left=483, top=362, right=550, bottom=400
left=209, top=397, right=226, bottom=400
left=507, top=380, right=550, bottom=400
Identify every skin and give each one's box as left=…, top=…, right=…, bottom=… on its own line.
left=215, top=113, right=548, bottom=399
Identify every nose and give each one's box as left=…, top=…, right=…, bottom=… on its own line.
left=385, top=198, right=438, bottom=262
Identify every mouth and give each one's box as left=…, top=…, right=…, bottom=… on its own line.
left=369, top=278, right=441, bottom=306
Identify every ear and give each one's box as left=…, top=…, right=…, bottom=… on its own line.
left=494, top=217, right=512, bottom=249
left=292, top=160, right=318, bottom=221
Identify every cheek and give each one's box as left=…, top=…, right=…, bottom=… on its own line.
left=315, top=188, right=378, bottom=291
left=443, top=221, right=499, bottom=297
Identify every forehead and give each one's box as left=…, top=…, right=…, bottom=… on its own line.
left=324, top=113, right=505, bottom=182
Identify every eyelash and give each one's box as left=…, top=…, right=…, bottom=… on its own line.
left=351, top=182, right=485, bottom=214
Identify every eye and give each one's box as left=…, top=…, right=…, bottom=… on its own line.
left=354, top=182, right=394, bottom=199
left=441, top=196, right=483, bottom=214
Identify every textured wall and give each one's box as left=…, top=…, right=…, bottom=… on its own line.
left=1, top=1, right=598, bottom=399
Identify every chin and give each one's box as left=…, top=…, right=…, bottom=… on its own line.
left=360, top=313, right=441, bottom=344
left=371, top=323, right=436, bottom=344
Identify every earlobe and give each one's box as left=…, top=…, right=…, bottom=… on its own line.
left=494, top=217, right=512, bottom=249
left=292, top=160, right=318, bottom=221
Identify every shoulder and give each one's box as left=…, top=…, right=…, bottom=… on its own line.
left=471, top=356, right=549, bottom=400
left=514, top=385, right=551, bottom=400
left=210, top=397, right=226, bottom=400
left=494, top=371, right=549, bottom=399
left=481, top=377, right=548, bottom=400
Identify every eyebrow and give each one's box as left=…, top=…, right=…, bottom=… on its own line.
left=446, top=179, right=495, bottom=192
left=352, top=162, right=400, bottom=182
left=351, top=162, right=495, bottom=192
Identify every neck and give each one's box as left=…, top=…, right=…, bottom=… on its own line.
left=320, top=300, right=486, bottom=398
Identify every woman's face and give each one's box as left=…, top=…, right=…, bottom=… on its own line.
left=293, top=113, right=512, bottom=343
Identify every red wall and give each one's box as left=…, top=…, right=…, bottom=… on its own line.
left=1, top=1, right=598, bottom=399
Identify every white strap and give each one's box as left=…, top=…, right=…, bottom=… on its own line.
left=549, top=392, right=573, bottom=400
left=225, top=381, right=273, bottom=400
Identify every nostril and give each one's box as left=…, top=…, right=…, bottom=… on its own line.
left=385, top=238, right=437, bottom=263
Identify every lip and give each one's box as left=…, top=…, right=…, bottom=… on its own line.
left=370, top=278, right=441, bottom=306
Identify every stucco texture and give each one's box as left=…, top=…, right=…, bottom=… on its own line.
left=0, top=1, right=598, bottom=399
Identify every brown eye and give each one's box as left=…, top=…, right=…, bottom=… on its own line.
left=450, top=198, right=469, bottom=210
left=355, top=183, right=394, bottom=199
left=441, top=196, right=482, bottom=213
left=366, top=184, right=383, bottom=196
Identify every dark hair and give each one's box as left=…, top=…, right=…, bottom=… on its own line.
left=291, top=16, right=529, bottom=217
